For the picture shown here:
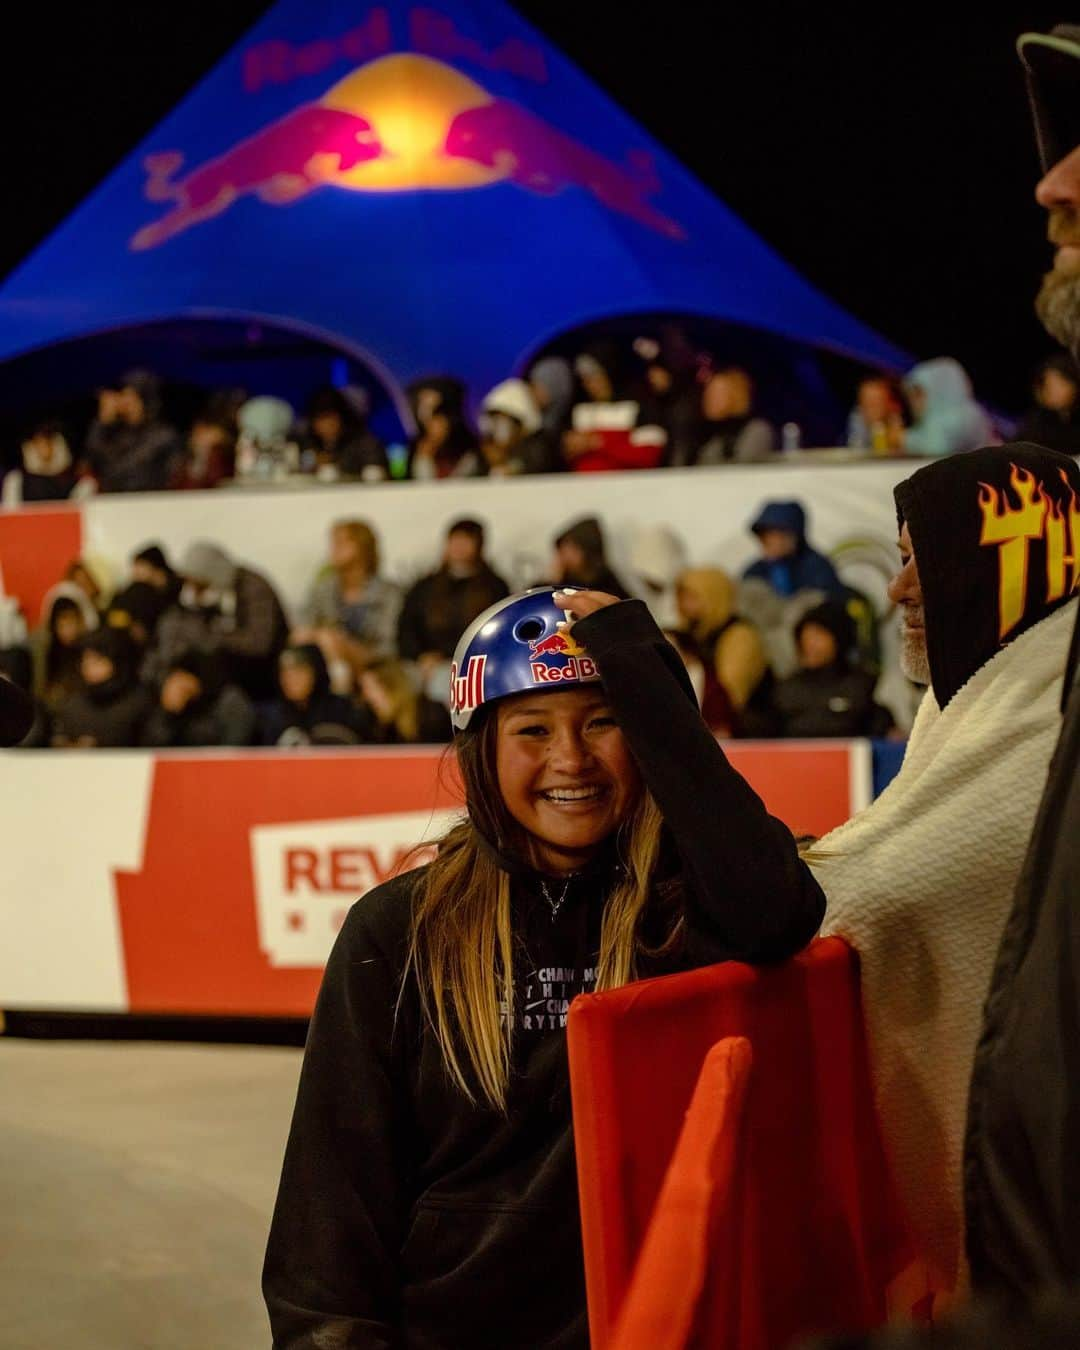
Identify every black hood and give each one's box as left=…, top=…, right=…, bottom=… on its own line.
left=895, top=443, right=1080, bottom=708
left=555, top=515, right=607, bottom=566
left=280, top=643, right=331, bottom=701
left=169, top=648, right=228, bottom=706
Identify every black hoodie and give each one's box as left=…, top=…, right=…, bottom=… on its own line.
left=895, top=444, right=1080, bottom=709
left=263, top=601, right=825, bottom=1349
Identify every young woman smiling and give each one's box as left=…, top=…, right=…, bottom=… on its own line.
left=264, top=587, right=825, bottom=1350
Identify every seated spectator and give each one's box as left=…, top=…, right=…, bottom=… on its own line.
left=294, top=520, right=401, bottom=685
left=2, top=420, right=77, bottom=506
left=40, top=559, right=104, bottom=632
left=663, top=628, right=735, bottom=736
left=34, top=596, right=88, bottom=712
left=234, top=396, right=298, bottom=478
left=771, top=601, right=896, bottom=739
left=563, top=343, right=666, bottom=472
left=398, top=519, right=509, bottom=674
left=141, top=649, right=256, bottom=748
left=678, top=367, right=776, bottom=465
left=0, top=596, right=30, bottom=698
left=743, top=500, right=846, bottom=601
left=130, top=543, right=182, bottom=608
left=1016, top=353, right=1080, bottom=455
left=52, top=629, right=151, bottom=747
left=846, top=375, right=908, bottom=453
left=170, top=412, right=236, bottom=490
left=106, top=582, right=169, bottom=655
left=476, top=380, right=556, bottom=475
left=633, top=336, right=700, bottom=463
left=302, top=386, right=388, bottom=481
left=260, top=645, right=363, bottom=746
left=406, top=376, right=478, bottom=480
left=527, top=357, right=575, bottom=465
left=150, top=542, right=289, bottom=700
left=675, top=567, right=770, bottom=722
left=551, top=516, right=631, bottom=598
left=355, top=660, right=452, bottom=744
left=82, top=370, right=182, bottom=493
left=626, top=523, right=688, bottom=627
left=902, top=357, right=996, bottom=456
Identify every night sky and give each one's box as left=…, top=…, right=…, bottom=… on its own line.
left=0, top=4, right=1068, bottom=411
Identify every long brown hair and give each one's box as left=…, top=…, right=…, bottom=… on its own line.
left=404, top=705, right=680, bottom=1111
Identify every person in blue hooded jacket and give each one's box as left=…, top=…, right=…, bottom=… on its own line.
left=902, top=357, right=997, bottom=457
left=742, top=500, right=846, bottom=601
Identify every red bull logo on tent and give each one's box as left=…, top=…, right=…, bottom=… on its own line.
left=131, top=41, right=684, bottom=250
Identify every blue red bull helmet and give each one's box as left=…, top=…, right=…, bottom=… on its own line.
left=450, top=587, right=602, bottom=731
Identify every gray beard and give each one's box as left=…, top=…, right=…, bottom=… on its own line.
left=899, top=627, right=931, bottom=686
left=1035, top=266, right=1080, bottom=360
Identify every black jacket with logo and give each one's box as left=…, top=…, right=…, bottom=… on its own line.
left=263, top=600, right=825, bottom=1349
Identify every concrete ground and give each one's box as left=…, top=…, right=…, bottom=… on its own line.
left=0, top=1039, right=302, bottom=1350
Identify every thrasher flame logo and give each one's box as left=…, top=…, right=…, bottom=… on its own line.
left=978, top=463, right=1080, bottom=638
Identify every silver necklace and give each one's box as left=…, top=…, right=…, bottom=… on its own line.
left=540, top=877, right=572, bottom=921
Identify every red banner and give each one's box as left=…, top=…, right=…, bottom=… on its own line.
left=110, top=744, right=858, bottom=1018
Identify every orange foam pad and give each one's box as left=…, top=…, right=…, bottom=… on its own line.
left=568, top=937, right=912, bottom=1350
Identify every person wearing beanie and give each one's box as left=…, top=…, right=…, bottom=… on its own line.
left=551, top=516, right=631, bottom=598
left=148, top=540, right=289, bottom=700
left=475, top=379, right=556, bottom=475
left=805, top=444, right=1080, bottom=1311
left=140, top=648, right=256, bottom=748
left=771, top=601, right=895, bottom=739
left=52, top=629, right=152, bottom=747
left=82, top=369, right=182, bottom=493
left=743, top=500, right=847, bottom=601
left=258, top=645, right=362, bottom=747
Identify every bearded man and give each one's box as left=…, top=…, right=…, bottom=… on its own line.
left=803, top=24, right=1080, bottom=1350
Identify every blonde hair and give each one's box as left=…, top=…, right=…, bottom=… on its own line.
left=367, top=659, right=420, bottom=741
left=404, top=711, right=679, bottom=1111
left=333, top=518, right=379, bottom=574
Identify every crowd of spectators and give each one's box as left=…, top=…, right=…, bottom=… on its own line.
left=4, top=501, right=906, bottom=749
left=9, top=335, right=1080, bottom=505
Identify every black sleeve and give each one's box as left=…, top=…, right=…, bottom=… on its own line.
left=263, top=894, right=411, bottom=1349
left=574, top=600, right=825, bottom=965
left=138, top=706, right=179, bottom=748
left=396, top=580, right=428, bottom=662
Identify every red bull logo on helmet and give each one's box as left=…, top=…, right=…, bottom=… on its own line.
left=528, top=629, right=599, bottom=684
left=449, top=654, right=486, bottom=719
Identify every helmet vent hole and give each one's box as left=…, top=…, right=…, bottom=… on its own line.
left=513, top=618, right=546, bottom=644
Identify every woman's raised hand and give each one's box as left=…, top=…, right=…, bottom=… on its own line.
left=553, top=589, right=622, bottom=628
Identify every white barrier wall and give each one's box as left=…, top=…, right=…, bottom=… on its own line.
left=81, top=460, right=913, bottom=612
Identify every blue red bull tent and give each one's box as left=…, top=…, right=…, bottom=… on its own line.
left=0, top=0, right=907, bottom=423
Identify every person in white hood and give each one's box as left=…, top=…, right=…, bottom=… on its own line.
left=475, top=379, right=557, bottom=475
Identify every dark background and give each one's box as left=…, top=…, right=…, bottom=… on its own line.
left=0, top=4, right=1066, bottom=411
